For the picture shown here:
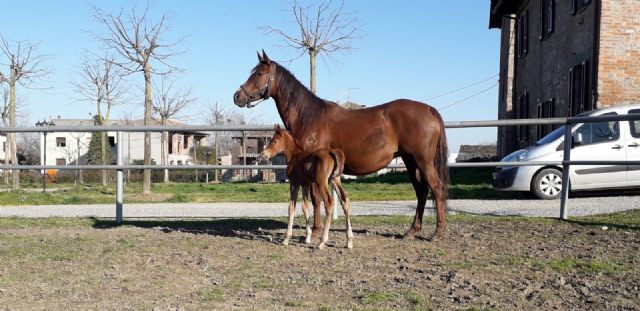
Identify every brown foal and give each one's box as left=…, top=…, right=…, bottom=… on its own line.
left=262, top=125, right=354, bottom=249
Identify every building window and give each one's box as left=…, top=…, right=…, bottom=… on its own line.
left=537, top=98, right=556, bottom=139
left=108, top=136, right=115, bottom=147
left=2, top=142, right=5, bottom=152
left=56, top=158, right=66, bottom=166
left=56, top=137, right=66, bottom=147
left=569, top=60, right=591, bottom=116
left=516, top=10, right=529, bottom=58
left=517, top=91, right=530, bottom=142
left=541, top=0, right=554, bottom=39
left=571, top=0, right=591, bottom=15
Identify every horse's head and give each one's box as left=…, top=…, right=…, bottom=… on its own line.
left=233, top=50, right=276, bottom=108
left=261, top=124, right=291, bottom=160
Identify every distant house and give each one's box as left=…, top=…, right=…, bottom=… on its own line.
left=490, top=0, right=640, bottom=157
left=229, top=131, right=286, bottom=181
left=37, top=117, right=208, bottom=168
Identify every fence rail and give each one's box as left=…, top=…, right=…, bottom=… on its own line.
left=1, top=113, right=640, bottom=222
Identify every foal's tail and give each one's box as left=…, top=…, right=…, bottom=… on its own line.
left=430, top=106, right=450, bottom=202
left=329, top=150, right=345, bottom=178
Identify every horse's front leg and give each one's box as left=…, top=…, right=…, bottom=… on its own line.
left=301, top=185, right=312, bottom=244
left=283, top=183, right=300, bottom=246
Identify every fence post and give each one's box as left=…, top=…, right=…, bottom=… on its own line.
left=116, top=131, right=123, bottom=224
left=559, top=123, right=572, bottom=220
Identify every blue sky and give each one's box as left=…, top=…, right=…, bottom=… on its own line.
left=1, top=0, right=500, bottom=152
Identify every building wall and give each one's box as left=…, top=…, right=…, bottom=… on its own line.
left=497, top=16, right=516, bottom=157
left=598, top=0, right=640, bottom=107
left=497, top=0, right=599, bottom=155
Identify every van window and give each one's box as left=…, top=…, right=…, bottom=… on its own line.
left=574, top=112, right=619, bottom=145
left=629, top=109, right=640, bottom=138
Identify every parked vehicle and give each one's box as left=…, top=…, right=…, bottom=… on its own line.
left=493, top=103, right=640, bottom=199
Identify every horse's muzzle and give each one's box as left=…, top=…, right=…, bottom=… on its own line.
left=233, top=89, right=248, bottom=107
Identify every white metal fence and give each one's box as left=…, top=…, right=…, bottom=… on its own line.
left=2, top=113, right=640, bottom=223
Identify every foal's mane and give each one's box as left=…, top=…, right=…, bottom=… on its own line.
left=256, top=61, right=332, bottom=130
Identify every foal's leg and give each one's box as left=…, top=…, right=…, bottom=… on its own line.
left=301, top=186, right=312, bottom=244
left=332, top=177, right=353, bottom=249
left=283, top=184, right=300, bottom=246
left=316, top=182, right=334, bottom=250
left=402, top=156, right=429, bottom=239
left=310, top=185, right=322, bottom=240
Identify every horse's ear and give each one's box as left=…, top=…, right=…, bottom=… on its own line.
left=274, top=124, right=281, bottom=133
left=257, top=51, right=264, bottom=62
left=261, top=49, right=271, bottom=64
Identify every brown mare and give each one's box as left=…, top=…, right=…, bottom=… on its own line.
left=262, top=125, right=353, bottom=249
left=234, top=51, right=449, bottom=239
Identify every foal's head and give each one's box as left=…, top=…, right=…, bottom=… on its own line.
left=262, top=125, right=296, bottom=160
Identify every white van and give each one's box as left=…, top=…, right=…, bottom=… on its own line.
left=492, top=103, right=640, bottom=199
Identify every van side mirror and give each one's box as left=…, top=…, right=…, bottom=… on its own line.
left=573, top=133, right=583, bottom=146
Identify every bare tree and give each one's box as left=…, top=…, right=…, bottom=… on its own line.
left=92, top=3, right=184, bottom=194
left=202, top=101, right=228, bottom=182
left=152, top=78, right=194, bottom=182
left=262, top=0, right=361, bottom=94
left=71, top=53, right=125, bottom=185
left=0, top=34, right=49, bottom=189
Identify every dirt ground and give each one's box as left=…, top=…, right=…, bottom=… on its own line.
left=0, top=215, right=639, bottom=310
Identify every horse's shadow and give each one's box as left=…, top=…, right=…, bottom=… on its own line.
left=90, top=217, right=433, bottom=245
left=91, top=218, right=288, bottom=243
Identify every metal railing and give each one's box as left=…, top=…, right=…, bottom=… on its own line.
left=1, top=113, right=639, bottom=222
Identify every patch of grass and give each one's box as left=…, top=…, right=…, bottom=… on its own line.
left=168, top=193, right=189, bottom=203
left=569, top=209, right=640, bottom=230
left=198, top=288, right=224, bottom=302
left=400, top=288, right=423, bottom=305
left=361, top=291, right=393, bottom=305
left=284, top=300, right=305, bottom=307
left=549, top=257, right=624, bottom=275
left=267, top=252, right=284, bottom=262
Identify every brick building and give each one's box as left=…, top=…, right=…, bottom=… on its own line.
left=490, top=0, right=640, bottom=157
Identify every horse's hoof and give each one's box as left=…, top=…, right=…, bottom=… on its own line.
left=347, top=241, right=353, bottom=249
left=403, top=229, right=418, bottom=239
left=305, top=237, right=312, bottom=244
left=317, top=242, right=326, bottom=250
left=311, top=228, right=323, bottom=239
left=282, top=239, right=289, bottom=246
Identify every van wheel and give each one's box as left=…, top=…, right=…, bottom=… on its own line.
left=532, top=168, right=563, bottom=200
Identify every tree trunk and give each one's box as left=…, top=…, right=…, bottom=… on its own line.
left=214, top=133, right=219, bottom=182
left=142, top=61, right=152, bottom=194
left=9, top=78, right=19, bottom=189
left=309, top=50, right=317, bottom=94
left=161, top=124, right=169, bottom=183
left=101, top=131, right=107, bottom=186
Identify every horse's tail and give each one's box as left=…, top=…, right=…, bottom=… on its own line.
left=430, top=106, right=450, bottom=202
left=329, top=150, right=345, bottom=178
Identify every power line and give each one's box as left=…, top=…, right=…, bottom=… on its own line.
left=423, top=74, right=499, bottom=102
left=437, top=83, right=498, bottom=111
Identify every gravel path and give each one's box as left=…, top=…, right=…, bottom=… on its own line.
left=0, top=196, right=638, bottom=219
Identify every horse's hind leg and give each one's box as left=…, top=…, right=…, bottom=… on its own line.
left=301, top=186, right=312, bottom=244
left=332, top=177, right=353, bottom=249
left=424, top=161, right=447, bottom=238
left=402, top=155, right=428, bottom=239
left=283, top=184, right=300, bottom=246
left=411, top=156, right=447, bottom=239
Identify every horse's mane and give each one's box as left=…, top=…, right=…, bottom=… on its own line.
left=258, top=61, right=330, bottom=130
